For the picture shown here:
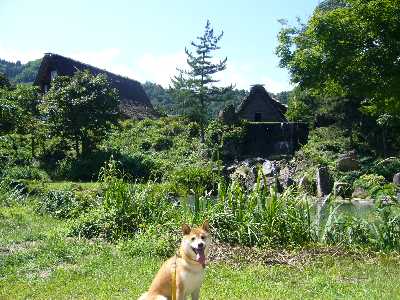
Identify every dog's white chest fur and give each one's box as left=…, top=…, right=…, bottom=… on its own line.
left=179, top=267, right=204, bottom=295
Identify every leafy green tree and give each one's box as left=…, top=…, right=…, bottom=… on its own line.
left=277, top=0, right=400, bottom=153
left=171, top=20, right=228, bottom=139
left=42, top=70, right=119, bottom=156
left=0, top=81, right=42, bottom=157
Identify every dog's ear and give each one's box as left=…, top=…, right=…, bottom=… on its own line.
left=182, top=224, right=191, bottom=235
left=202, top=220, right=209, bottom=232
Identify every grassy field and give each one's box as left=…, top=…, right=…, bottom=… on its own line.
left=1, top=204, right=400, bottom=300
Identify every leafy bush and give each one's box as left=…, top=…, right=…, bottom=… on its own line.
left=353, top=174, right=386, bottom=197
left=205, top=120, right=246, bottom=161
left=299, top=126, right=351, bottom=166
left=368, top=157, right=400, bottom=180
left=0, top=180, right=26, bottom=206
left=169, top=165, right=220, bottom=196
left=322, top=204, right=400, bottom=250
left=69, top=158, right=177, bottom=240
left=153, top=136, right=173, bottom=151
left=37, top=189, right=95, bottom=218
left=210, top=181, right=313, bottom=247
left=2, top=165, right=49, bottom=181
left=118, top=225, right=178, bottom=258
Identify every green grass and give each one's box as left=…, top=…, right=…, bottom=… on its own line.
left=1, top=204, right=400, bottom=299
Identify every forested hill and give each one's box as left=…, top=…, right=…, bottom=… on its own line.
left=0, top=58, right=42, bottom=84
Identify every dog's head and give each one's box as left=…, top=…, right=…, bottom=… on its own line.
left=180, top=220, right=210, bottom=268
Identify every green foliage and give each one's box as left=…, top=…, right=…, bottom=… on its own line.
left=0, top=180, right=26, bottom=206
left=277, top=0, right=400, bottom=152
left=118, top=225, right=178, bottom=258
left=353, top=174, right=396, bottom=198
left=169, top=165, right=219, bottom=195
left=0, top=58, right=41, bottom=83
left=299, top=126, right=350, bottom=166
left=368, top=157, right=400, bottom=180
left=205, top=120, right=246, bottom=161
left=103, top=117, right=207, bottom=181
left=211, top=182, right=313, bottom=247
left=2, top=165, right=49, bottom=181
left=322, top=204, right=400, bottom=250
left=42, top=70, right=119, bottom=156
left=142, top=81, right=174, bottom=114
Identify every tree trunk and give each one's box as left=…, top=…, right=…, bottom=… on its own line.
left=75, top=135, right=80, bottom=157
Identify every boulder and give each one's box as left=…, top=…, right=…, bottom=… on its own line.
left=393, top=172, right=400, bottom=186
left=336, top=157, right=360, bottom=172
left=279, top=166, right=295, bottom=189
left=351, top=187, right=369, bottom=199
left=230, top=165, right=256, bottom=190
left=333, top=182, right=352, bottom=198
left=316, top=166, right=333, bottom=197
left=262, top=160, right=279, bottom=176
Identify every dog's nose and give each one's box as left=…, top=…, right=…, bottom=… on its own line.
left=198, top=242, right=204, bottom=249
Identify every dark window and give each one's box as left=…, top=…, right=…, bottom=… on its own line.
left=254, top=112, right=262, bottom=122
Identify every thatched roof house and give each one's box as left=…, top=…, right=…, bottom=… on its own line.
left=236, top=85, right=287, bottom=122
left=34, top=53, right=157, bottom=119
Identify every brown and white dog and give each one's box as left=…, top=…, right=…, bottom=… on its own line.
left=138, top=221, right=210, bottom=300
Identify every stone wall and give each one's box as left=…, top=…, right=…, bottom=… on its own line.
left=242, top=122, right=309, bottom=157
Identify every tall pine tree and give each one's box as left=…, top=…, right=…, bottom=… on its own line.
left=170, top=20, right=227, bottom=140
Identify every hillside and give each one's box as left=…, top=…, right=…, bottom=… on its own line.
left=0, top=58, right=42, bottom=84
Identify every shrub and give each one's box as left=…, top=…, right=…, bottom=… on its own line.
left=2, top=165, right=49, bottom=181
left=353, top=174, right=386, bottom=197
left=300, top=126, right=350, bottom=166
left=169, top=165, right=220, bottom=196
left=153, top=136, right=173, bottom=151
left=69, top=158, right=177, bottom=240
left=118, top=225, right=178, bottom=258
left=210, top=181, right=313, bottom=247
left=37, top=189, right=95, bottom=219
left=0, top=180, right=26, bottom=206
left=368, top=157, right=400, bottom=180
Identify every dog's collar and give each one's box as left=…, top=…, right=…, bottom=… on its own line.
left=176, top=250, right=206, bottom=268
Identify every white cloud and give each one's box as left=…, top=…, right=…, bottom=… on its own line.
left=0, top=45, right=291, bottom=92
left=68, top=48, right=121, bottom=70
left=135, top=52, right=187, bottom=86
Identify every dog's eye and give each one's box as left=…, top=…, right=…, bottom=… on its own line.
left=191, top=237, right=195, bottom=241
left=201, top=235, right=206, bottom=240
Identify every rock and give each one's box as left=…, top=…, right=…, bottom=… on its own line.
left=393, top=172, right=400, bottom=186
left=279, top=166, right=295, bottom=189
left=230, top=165, right=256, bottom=190
left=262, top=160, right=279, bottom=176
left=316, top=166, right=333, bottom=197
left=333, top=182, right=351, bottom=198
left=339, top=150, right=357, bottom=160
left=351, top=187, right=369, bottom=199
left=336, top=157, right=360, bottom=172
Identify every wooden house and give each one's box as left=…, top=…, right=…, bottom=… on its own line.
left=34, top=53, right=157, bottom=119
left=236, top=84, right=287, bottom=122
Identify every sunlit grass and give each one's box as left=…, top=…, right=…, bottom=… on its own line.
left=1, top=204, right=400, bottom=299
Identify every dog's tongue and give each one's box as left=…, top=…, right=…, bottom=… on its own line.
left=196, top=248, right=206, bottom=267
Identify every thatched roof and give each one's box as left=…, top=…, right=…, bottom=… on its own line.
left=236, top=84, right=287, bottom=122
left=34, top=53, right=157, bottom=119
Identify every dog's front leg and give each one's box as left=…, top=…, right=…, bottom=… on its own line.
left=191, top=288, right=200, bottom=300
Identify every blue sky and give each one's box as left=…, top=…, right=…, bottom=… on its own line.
left=0, top=0, right=319, bottom=92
